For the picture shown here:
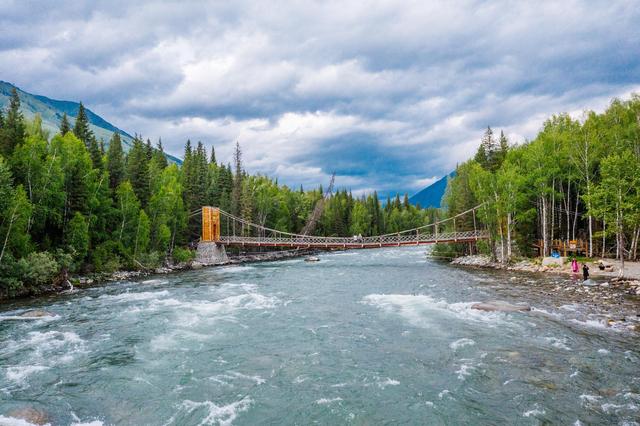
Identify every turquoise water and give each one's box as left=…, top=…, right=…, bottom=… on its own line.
left=1, top=247, right=639, bottom=425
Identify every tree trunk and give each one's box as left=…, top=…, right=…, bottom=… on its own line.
left=602, top=219, right=606, bottom=258
left=586, top=176, right=593, bottom=257
left=618, top=223, right=625, bottom=278
left=541, top=196, right=549, bottom=257
left=572, top=191, right=580, bottom=241
left=0, top=202, right=19, bottom=265
left=551, top=179, right=555, bottom=244
left=565, top=180, right=571, bottom=242
left=507, top=212, right=512, bottom=259
left=631, top=227, right=639, bottom=261
left=617, top=190, right=625, bottom=277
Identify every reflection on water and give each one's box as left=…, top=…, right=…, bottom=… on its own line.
left=0, top=246, right=639, bottom=425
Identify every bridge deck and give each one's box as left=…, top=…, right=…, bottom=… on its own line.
left=218, top=230, right=489, bottom=249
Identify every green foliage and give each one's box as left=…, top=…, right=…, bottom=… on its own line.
left=66, top=212, right=89, bottom=262
left=0, top=185, right=33, bottom=262
left=91, top=241, right=123, bottom=273
left=73, top=102, right=93, bottom=147
left=442, top=94, right=640, bottom=263
left=21, top=251, right=60, bottom=287
left=172, top=247, right=195, bottom=264
left=59, top=112, right=71, bottom=135
left=0, top=251, right=62, bottom=297
left=0, top=88, right=26, bottom=157
left=126, top=137, right=150, bottom=206
left=107, top=132, right=125, bottom=189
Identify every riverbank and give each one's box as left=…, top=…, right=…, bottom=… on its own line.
left=75, top=248, right=317, bottom=288
left=1, top=249, right=316, bottom=302
left=451, top=255, right=640, bottom=281
left=451, top=254, right=640, bottom=331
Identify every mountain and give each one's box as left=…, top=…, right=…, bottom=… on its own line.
left=0, top=81, right=181, bottom=164
left=408, top=171, right=455, bottom=208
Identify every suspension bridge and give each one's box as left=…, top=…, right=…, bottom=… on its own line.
left=194, top=204, right=488, bottom=256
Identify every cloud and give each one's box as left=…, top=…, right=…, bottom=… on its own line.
left=1, top=0, right=639, bottom=198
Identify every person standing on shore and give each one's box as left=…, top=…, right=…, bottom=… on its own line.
left=582, top=263, right=590, bottom=281
left=571, top=258, right=579, bottom=274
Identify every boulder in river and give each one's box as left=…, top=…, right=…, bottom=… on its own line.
left=6, top=407, right=50, bottom=425
left=305, top=256, right=320, bottom=262
left=471, top=301, right=531, bottom=312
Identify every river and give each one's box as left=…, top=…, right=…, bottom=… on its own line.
left=1, top=247, right=639, bottom=425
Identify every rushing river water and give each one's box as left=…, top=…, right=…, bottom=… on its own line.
left=1, top=247, right=639, bottom=425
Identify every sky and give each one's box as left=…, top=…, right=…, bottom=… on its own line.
left=1, top=1, right=639, bottom=198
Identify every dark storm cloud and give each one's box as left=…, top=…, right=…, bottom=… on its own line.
left=1, top=0, right=639, bottom=196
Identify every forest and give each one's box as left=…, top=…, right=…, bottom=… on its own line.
left=440, top=94, right=640, bottom=274
left=0, top=88, right=436, bottom=298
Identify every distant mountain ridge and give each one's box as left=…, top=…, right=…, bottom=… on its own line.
left=408, top=171, right=455, bottom=209
left=0, top=81, right=180, bottom=164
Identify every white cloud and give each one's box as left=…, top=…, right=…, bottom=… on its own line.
left=1, top=0, right=638, bottom=197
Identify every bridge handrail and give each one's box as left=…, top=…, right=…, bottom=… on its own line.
left=217, top=229, right=489, bottom=245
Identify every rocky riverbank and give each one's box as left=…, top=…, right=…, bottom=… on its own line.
left=0, top=249, right=317, bottom=301
left=74, top=248, right=316, bottom=288
left=451, top=254, right=640, bottom=332
left=451, top=255, right=640, bottom=293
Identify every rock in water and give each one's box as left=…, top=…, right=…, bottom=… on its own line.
left=19, top=310, right=55, bottom=318
left=6, top=407, right=50, bottom=425
left=305, top=256, right=320, bottom=262
left=471, top=301, right=531, bottom=312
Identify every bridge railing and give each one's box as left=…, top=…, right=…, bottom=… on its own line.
left=218, top=229, right=489, bottom=246
left=200, top=203, right=489, bottom=247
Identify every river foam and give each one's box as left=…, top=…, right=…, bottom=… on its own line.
left=166, top=398, right=252, bottom=425
left=362, top=294, right=511, bottom=328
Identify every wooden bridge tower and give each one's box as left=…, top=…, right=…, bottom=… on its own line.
left=201, top=206, right=221, bottom=242
left=196, top=207, right=228, bottom=265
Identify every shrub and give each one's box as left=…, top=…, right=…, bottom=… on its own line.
left=91, top=241, right=123, bottom=273
left=172, top=247, right=195, bottom=264
left=22, top=252, right=59, bottom=287
left=0, top=254, right=26, bottom=298
left=136, top=251, right=162, bottom=269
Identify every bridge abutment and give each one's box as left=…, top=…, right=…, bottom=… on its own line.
left=195, top=242, right=229, bottom=265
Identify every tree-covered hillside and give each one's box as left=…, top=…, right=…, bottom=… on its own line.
left=439, top=95, right=640, bottom=275
left=0, top=81, right=181, bottom=164
left=0, top=88, right=435, bottom=298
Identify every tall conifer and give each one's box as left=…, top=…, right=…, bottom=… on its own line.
left=0, top=88, right=25, bottom=156
left=73, top=102, right=93, bottom=148
left=107, top=133, right=125, bottom=189
left=59, top=113, right=71, bottom=135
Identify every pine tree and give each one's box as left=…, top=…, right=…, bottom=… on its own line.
left=59, top=113, right=71, bottom=135
left=152, top=138, right=168, bottom=169
left=0, top=88, right=26, bottom=157
left=497, top=130, right=509, bottom=166
left=231, top=142, right=243, bottom=216
left=106, top=133, right=125, bottom=190
left=209, top=146, right=217, bottom=165
left=88, top=135, right=102, bottom=169
left=126, top=137, right=150, bottom=206
left=146, top=138, right=153, bottom=161
left=181, top=140, right=195, bottom=207
left=73, top=102, right=93, bottom=147
left=475, top=126, right=502, bottom=171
